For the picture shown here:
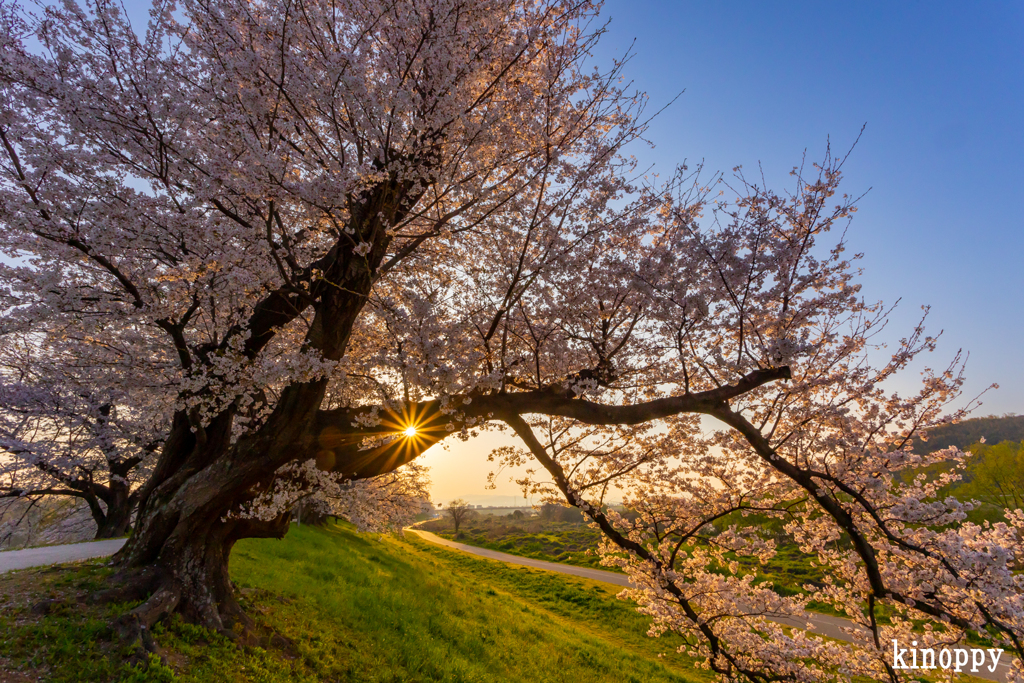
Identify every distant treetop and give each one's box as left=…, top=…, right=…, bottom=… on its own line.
left=922, top=414, right=1024, bottom=452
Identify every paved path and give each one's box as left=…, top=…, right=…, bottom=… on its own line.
left=0, top=538, right=126, bottom=574
left=410, top=528, right=634, bottom=585
left=408, top=529, right=1012, bottom=682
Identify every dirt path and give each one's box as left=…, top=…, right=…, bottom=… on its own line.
left=408, top=529, right=1012, bottom=682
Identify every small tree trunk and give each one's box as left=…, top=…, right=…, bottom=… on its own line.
left=94, top=508, right=132, bottom=539
left=94, top=484, right=134, bottom=539
left=297, top=506, right=328, bottom=526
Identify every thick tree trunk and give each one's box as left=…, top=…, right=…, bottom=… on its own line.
left=112, top=479, right=293, bottom=640
left=106, top=212, right=425, bottom=639
left=103, top=515, right=292, bottom=658
left=109, top=381, right=330, bottom=640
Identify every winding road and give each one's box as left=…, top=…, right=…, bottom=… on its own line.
left=1, top=531, right=1012, bottom=681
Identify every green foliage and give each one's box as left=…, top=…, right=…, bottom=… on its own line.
left=1, top=522, right=707, bottom=682
left=898, top=427, right=1024, bottom=524
left=957, top=440, right=1024, bottom=511
left=121, top=655, right=179, bottom=683
left=904, top=439, right=1024, bottom=523
left=929, top=440, right=1024, bottom=523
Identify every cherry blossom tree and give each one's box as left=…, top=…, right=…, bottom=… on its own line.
left=0, top=332, right=166, bottom=538
left=1, top=0, right=1021, bottom=680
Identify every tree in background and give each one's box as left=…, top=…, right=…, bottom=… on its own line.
left=1, top=0, right=1022, bottom=680
left=960, top=441, right=1024, bottom=512
left=445, top=499, right=473, bottom=535
left=0, top=334, right=166, bottom=539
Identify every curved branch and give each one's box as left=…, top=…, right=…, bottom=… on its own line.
left=311, top=366, right=792, bottom=480
left=710, top=405, right=982, bottom=635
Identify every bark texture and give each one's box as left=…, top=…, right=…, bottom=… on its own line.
left=110, top=181, right=406, bottom=635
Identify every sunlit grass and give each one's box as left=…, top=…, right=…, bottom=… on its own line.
left=0, top=522, right=710, bottom=682
left=220, top=523, right=705, bottom=683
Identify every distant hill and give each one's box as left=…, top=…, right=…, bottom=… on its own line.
left=920, top=414, right=1024, bottom=452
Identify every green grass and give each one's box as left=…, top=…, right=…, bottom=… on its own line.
left=0, top=563, right=144, bottom=682
left=421, top=515, right=833, bottom=595
left=0, top=522, right=709, bottom=682
left=420, top=516, right=860, bottom=620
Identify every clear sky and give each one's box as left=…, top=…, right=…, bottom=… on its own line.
left=427, top=1, right=1024, bottom=502
left=590, top=0, right=1024, bottom=410
left=92, top=1, right=1024, bottom=502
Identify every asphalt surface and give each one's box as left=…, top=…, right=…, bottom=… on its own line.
left=0, top=538, right=126, bottom=574
left=410, top=528, right=634, bottom=585
left=408, top=529, right=1013, bottom=682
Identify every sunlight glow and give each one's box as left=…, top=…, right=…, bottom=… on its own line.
left=403, top=426, right=418, bottom=437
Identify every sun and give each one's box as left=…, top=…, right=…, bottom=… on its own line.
left=403, top=425, right=418, bottom=438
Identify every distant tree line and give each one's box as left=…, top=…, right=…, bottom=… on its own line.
left=918, top=414, right=1024, bottom=452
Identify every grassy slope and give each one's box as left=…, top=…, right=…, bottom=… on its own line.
left=0, top=523, right=709, bottom=683
left=421, top=517, right=832, bottom=596
left=424, top=518, right=1018, bottom=648
left=420, top=518, right=883, bottom=622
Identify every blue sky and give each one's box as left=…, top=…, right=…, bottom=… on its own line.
left=589, top=0, right=1024, bottom=417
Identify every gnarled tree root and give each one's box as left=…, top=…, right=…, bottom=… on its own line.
left=90, top=566, right=165, bottom=606
left=113, top=582, right=181, bottom=660
left=95, top=571, right=298, bottom=664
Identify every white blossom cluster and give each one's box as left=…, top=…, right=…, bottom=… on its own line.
left=230, top=459, right=430, bottom=535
